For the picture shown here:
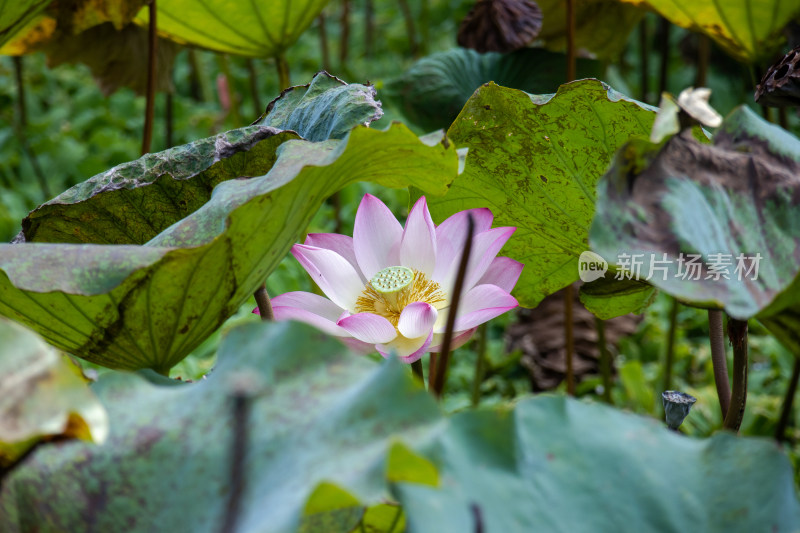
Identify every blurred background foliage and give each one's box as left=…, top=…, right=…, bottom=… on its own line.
left=1, top=0, right=800, bottom=481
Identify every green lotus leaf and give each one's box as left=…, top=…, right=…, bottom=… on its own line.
left=136, top=0, right=329, bottom=58
left=579, top=277, right=657, bottom=319
left=619, top=0, right=800, bottom=64
left=0, top=0, right=51, bottom=49
left=384, top=47, right=602, bottom=132
left=590, top=105, right=800, bottom=321
left=21, top=73, right=379, bottom=245
left=255, top=72, right=383, bottom=142
left=2, top=321, right=797, bottom=532
left=425, top=80, right=656, bottom=308
left=19, top=126, right=297, bottom=244
left=396, top=396, right=800, bottom=532
left=0, top=124, right=458, bottom=373
left=0, top=317, right=107, bottom=468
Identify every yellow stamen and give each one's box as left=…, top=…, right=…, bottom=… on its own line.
left=355, top=268, right=446, bottom=326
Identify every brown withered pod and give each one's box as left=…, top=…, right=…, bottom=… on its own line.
left=457, top=0, right=543, bottom=54
left=755, top=45, right=800, bottom=107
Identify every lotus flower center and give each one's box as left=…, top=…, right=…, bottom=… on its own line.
left=355, top=266, right=446, bottom=326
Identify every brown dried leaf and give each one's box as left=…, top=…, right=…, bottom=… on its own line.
left=457, top=0, right=543, bottom=54
left=755, top=45, right=800, bottom=107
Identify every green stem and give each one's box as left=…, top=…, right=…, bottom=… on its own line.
left=638, top=18, right=649, bottom=102
left=432, top=215, right=476, bottom=398
left=141, top=0, right=157, bottom=156
left=246, top=58, right=261, bottom=118
left=564, top=285, right=575, bottom=396
left=254, top=284, right=274, bottom=320
left=471, top=323, right=488, bottom=407
left=694, top=34, right=710, bottom=87
left=566, top=0, right=575, bottom=82
left=596, top=317, right=613, bottom=404
left=165, top=91, right=173, bottom=148
left=339, top=0, right=350, bottom=67
left=12, top=56, right=51, bottom=199
left=709, top=309, right=731, bottom=418
left=13, top=56, right=27, bottom=128
left=775, top=357, right=800, bottom=442
left=218, top=55, right=243, bottom=127
left=318, top=13, right=331, bottom=70
left=411, top=359, right=424, bottom=384
left=723, top=318, right=748, bottom=432
left=663, top=298, right=679, bottom=393
left=398, top=0, right=419, bottom=57
left=275, top=53, right=290, bottom=90
left=658, top=17, right=670, bottom=94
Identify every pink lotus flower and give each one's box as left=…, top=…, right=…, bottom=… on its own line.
left=258, top=194, right=521, bottom=363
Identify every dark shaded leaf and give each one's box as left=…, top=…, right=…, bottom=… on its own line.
left=385, top=47, right=602, bottom=132
left=755, top=45, right=800, bottom=107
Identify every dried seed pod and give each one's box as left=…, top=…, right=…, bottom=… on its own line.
left=662, top=390, right=697, bottom=431
left=457, top=0, right=543, bottom=54
left=755, top=46, right=800, bottom=107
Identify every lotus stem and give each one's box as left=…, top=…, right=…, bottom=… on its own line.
left=246, top=59, right=261, bottom=118
left=566, top=0, right=575, bottom=82
left=13, top=56, right=51, bottom=199
left=564, top=285, right=575, bottom=396
left=411, top=359, right=424, bottom=384
left=432, top=214, right=475, bottom=398
left=339, top=0, right=350, bottom=66
left=775, top=357, right=800, bottom=442
left=165, top=91, right=174, bottom=148
left=220, top=377, right=255, bottom=533
left=723, top=318, right=748, bottom=432
left=663, top=298, right=679, bottom=393
left=254, top=284, right=274, bottom=321
left=218, top=55, right=243, bottom=126
left=596, top=317, right=613, bottom=404
left=142, top=0, right=157, bottom=156
left=471, top=323, right=488, bottom=406
left=658, top=17, right=670, bottom=94
left=398, top=0, right=419, bottom=58
left=275, top=53, right=290, bottom=90
left=318, top=13, right=331, bottom=70
left=708, top=309, right=731, bottom=418
left=694, top=34, right=710, bottom=86
left=638, top=19, right=649, bottom=102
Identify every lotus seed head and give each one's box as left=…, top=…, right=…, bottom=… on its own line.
left=370, top=266, right=414, bottom=294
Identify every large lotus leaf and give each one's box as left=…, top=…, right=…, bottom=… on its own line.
left=396, top=396, right=800, bottom=532
left=619, top=0, right=800, bottom=64
left=383, top=47, right=602, bottom=132
left=3, top=321, right=798, bottom=532
left=590, top=105, right=800, bottom=321
left=255, top=72, right=383, bottom=142
left=0, top=124, right=458, bottom=373
left=425, top=80, right=656, bottom=308
left=0, top=317, right=107, bottom=468
left=136, top=0, right=328, bottom=58
left=19, top=126, right=295, bottom=244
left=0, top=321, right=443, bottom=532
left=20, top=73, right=379, bottom=245
left=537, top=0, right=645, bottom=59
left=0, top=0, right=51, bottom=49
